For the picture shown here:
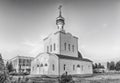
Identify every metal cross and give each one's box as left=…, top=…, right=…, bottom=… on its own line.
left=58, top=5, right=62, bottom=11
left=58, top=5, right=62, bottom=16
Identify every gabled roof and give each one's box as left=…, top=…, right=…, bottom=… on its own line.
left=34, top=52, right=92, bottom=62
left=55, top=54, right=92, bottom=62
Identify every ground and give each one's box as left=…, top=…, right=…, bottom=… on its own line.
left=10, top=73, right=120, bottom=83
left=74, top=73, right=120, bottom=83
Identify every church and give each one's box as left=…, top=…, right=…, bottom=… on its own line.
left=31, top=6, right=93, bottom=76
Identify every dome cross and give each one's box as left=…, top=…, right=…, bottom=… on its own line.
left=56, top=5, right=65, bottom=31
left=58, top=5, right=62, bottom=17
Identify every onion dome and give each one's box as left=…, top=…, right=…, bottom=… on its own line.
left=56, top=5, right=65, bottom=31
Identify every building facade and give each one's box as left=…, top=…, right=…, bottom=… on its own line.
left=9, top=56, right=34, bottom=73
left=31, top=5, right=93, bottom=76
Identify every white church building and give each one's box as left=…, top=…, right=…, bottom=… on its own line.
left=31, top=6, right=93, bottom=76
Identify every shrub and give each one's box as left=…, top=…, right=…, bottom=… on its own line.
left=60, top=73, right=74, bottom=83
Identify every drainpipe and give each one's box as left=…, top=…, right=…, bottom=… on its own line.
left=58, top=58, right=60, bottom=83
left=59, top=58, right=60, bottom=77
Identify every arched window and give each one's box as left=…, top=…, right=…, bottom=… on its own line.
left=54, top=43, right=56, bottom=51
left=52, top=64, right=55, bottom=71
left=50, top=45, right=52, bottom=52
left=37, top=64, right=39, bottom=67
left=77, top=64, right=80, bottom=67
left=73, top=65, right=75, bottom=70
left=40, top=64, right=43, bottom=67
left=64, top=64, right=66, bottom=70
left=72, top=45, right=74, bottom=52
left=45, top=63, right=47, bottom=66
left=64, top=43, right=66, bottom=50
left=32, top=67, right=34, bottom=71
left=82, top=65, right=83, bottom=71
left=47, top=46, right=49, bottom=52
left=68, top=44, right=70, bottom=51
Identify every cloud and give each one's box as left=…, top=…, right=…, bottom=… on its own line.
left=22, top=41, right=36, bottom=47
left=22, top=40, right=44, bottom=55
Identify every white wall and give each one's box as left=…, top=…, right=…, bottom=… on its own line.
left=31, top=53, right=59, bottom=75
left=44, top=31, right=78, bottom=57
left=60, top=32, right=78, bottom=57
left=31, top=53, right=93, bottom=76
left=48, top=54, right=59, bottom=75
left=59, top=59, right=93, bottom=75
left=44, top=32, right=60, bottom=54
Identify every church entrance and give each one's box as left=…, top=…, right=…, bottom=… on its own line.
left=76, top=65, right=81, bottom=74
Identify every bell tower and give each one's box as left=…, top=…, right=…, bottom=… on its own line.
left=44, top=5, right=78, bottom=57
left=56, top=5, right=65, bottom=31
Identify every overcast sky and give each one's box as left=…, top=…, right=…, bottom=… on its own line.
left=0, top=0, right=120, bottom=63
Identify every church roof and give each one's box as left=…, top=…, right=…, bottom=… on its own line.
left=34, top=52, right=92, bottom=62
left=55, top=54, right=92, bottom=62
left=78, top=51, right=83, bottom=59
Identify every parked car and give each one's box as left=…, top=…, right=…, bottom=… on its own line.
left=93, top=68, right=105, bottom=73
